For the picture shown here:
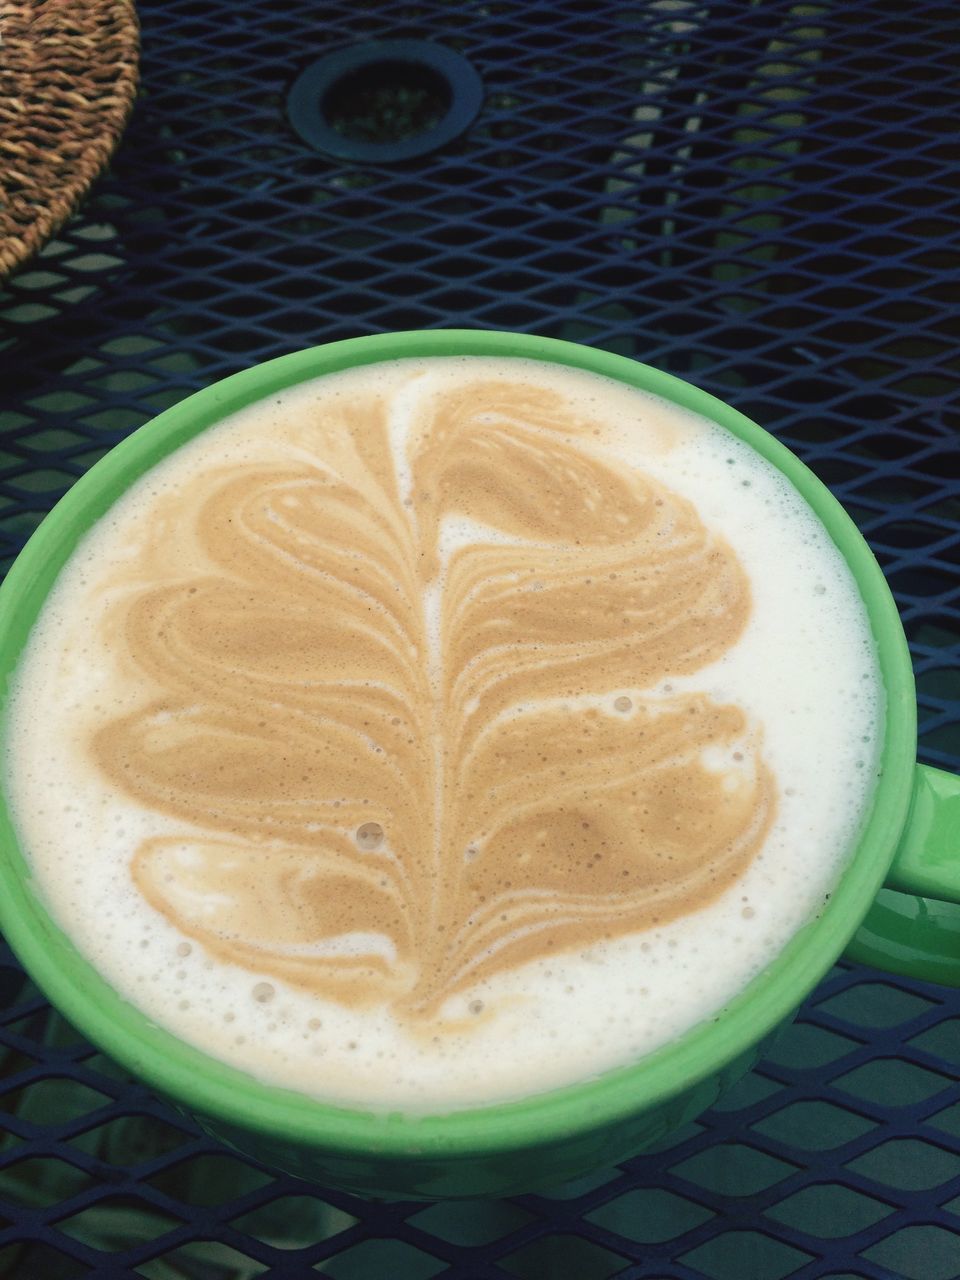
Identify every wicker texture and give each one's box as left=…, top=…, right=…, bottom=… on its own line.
left=0, top=0, right=138, bottom=279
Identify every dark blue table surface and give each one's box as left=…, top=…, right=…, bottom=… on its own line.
left=1, top=2, right=958, bottom=1277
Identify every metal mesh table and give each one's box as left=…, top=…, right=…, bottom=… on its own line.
left=1, top=1, right=958, bottom=1276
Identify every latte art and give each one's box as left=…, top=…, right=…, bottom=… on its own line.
left=95, top=381, right=774, bottom=1018
left=7, top=357, right=881, bottom=1108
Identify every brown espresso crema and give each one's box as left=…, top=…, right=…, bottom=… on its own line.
left=91, top=375, right=775, bottom=1020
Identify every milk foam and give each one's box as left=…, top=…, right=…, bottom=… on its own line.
left=5, top=357, right=882, bottom=1110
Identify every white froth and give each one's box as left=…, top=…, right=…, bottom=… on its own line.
left=4, top=357, right=883, bottom=1111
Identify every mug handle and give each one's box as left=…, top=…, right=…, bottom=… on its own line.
left=844, top=764, right=960, bottom=986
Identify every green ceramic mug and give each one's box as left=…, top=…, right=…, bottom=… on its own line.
left=0, top=331, right=957, bottom=1200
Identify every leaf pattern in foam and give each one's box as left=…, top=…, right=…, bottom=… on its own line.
left=94, top=379, right=776, bottom=1020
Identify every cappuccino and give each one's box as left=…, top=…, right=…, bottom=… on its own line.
left=5, top=358, right=882, bottom=1108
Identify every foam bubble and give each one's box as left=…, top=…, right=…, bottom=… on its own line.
left=356, top=822, right=384, bottom=851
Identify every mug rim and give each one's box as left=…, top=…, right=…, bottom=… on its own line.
left=0, top=329, right=917, bottom=1160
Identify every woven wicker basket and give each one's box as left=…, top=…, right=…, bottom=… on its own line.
left=0, top=0, right=139, bottom=281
